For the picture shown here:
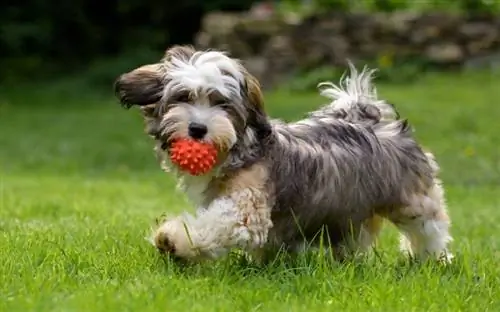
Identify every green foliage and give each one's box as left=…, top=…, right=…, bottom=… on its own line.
left=80, top=49, right=166, bottom=89
left=2, top=0, right=500, bottom=83
left=0, top=0, right=259, bottom=82
left=458, top=0, right=500, bottom=14
left=369, top=0, right=416, bottom=12
left=312, top=0, right=351, bottom=11
left=287, top=0, right=500, bottom=13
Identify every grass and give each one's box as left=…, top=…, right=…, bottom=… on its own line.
left=0, top=70, right=499, bottom=311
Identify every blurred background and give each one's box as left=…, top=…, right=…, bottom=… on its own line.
left=1, top=0, right=499, bottom=88
left=0, top=0, right=499, bottom=182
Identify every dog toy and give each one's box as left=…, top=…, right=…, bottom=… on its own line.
left=169, top=138, right=218, bottom=175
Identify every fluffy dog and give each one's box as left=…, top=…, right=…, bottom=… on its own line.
left=114, top=45, right=453, bottom=263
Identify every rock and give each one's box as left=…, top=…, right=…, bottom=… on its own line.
left=383, top=11, right=420, bottom=35
left=315, top=13, right=345, bottom=33
left=325, top=36, right=350, bottom=64
left=460, top=22, right=497, bottom=39
left=199, top=12, right=242, bottom=37
left=233, top=17, right=288, bottom=55
left=345, top=13, right=379, bottom=44
left=261, top=35, right=298, bottom=89
left=466, top=40, right=497, bottom=56
left=460, top=22, right=499, bottom=55
left=465, top=51, right=500, bottom=70
left=195, top=12, right=255, bottom=57
left=410, top=12, right=462, bottom=44
left=425, top=43, right=464, bottom=63
left=194, top=10, right=500, bottom=89
left=242, top=57, right=267, bottom=81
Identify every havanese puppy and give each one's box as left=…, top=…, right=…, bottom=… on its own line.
left=114, top=45, right=453, bottom=263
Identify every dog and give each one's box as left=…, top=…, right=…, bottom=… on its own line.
left=114, top=45, right=453, bottom=263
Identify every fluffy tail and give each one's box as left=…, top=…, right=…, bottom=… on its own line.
left=317, top=62, right=399, bottom=123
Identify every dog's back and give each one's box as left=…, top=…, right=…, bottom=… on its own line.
left=265, top=65, right=438, bottom=254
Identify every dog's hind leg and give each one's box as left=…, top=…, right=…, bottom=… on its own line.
left=358, top=214, right=385, bottom=251
left=336, top=214, right=385, bottom=260
left=390, top=180, right=453, bottom=263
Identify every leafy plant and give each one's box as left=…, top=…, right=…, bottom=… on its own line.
left=459, top=0, right=499, bottom=15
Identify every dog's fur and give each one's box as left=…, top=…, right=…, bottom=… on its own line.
left=114, top=45, right=453, bottom=263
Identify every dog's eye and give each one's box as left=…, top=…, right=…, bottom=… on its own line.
left=213, top=99, right=228, bottom=106
left=173, top=93, right=190, bottom=103
left=209, top=91, right=229, bottom=107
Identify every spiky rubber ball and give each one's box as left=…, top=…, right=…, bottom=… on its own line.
left=169, top=138, right=218, bottom=176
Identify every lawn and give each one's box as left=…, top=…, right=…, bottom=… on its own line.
left=0, top=70, right=499, bottom=311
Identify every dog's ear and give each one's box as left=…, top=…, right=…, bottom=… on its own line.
left=162, top=45, right=196, bottom=62
left=139, top=104, right=163, bottom=139
left=114, top=64, right=164, bottom=108
left=242, top=72, right=272, bottom=141
left=114, top=45, right=196, bottom=109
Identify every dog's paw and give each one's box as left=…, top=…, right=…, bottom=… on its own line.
left=154, top=228, right=177, bottom=254
left=438, top=252, right=454, bottom=265
left=153, top=217, right=201, bottom=260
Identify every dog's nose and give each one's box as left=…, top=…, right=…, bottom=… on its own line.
left=188, top=122, right=208, bottom=139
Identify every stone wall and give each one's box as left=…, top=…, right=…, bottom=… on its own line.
left=195, top=11, right=500, bottom=89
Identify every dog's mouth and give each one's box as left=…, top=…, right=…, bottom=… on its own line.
left=160, top=141, right=170, bottom=151
left=159, top=137, right=218, bottom=153
left=158, top=136, right=221, bottom=176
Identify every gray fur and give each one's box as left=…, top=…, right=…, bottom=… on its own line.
left=265, top=115, right=431, bottom=250
left=226, top=68, right=435, bottom=253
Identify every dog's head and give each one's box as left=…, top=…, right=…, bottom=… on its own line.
left=114, top=45, right=272, bottom=174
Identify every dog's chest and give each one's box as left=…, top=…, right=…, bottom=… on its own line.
left=177, top=174, right=213, bottom=207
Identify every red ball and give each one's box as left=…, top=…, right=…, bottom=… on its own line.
left=169, top=138, right=218, bottom=176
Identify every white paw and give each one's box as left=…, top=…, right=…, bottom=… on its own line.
left=153, top=218, right=200, bottom=259
left=438, top=251, right=454, bottom=264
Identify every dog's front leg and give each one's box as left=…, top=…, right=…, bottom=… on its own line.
left=153, top=188, right=272, bottom=261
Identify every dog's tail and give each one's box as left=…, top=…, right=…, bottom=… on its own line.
left=316, top=62, right=399, bottom=123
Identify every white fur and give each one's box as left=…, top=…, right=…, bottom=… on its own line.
left=318, top=62, right=398, bottom=121
left=154, top=189, right=271, bottom=259
left=179, top=174, right=215, bottom=207
left=158, top=51, right=240, bottom=156
left=396, top=182, right=453, bottom=262
left=163, top=51, right=245, bottom=100
left=161, top=103, right=237, bottom=153
left=374, top=121, right=405, bottom=139
left=398, top=218, right=453, bottom=263
left=154, top=144, right=221, bottom=206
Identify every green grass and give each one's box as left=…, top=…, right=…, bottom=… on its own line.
left=1, top=70, right=499, bottom=311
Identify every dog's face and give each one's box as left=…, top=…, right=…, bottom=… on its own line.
left=114, top=45, right=272, bottom=173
